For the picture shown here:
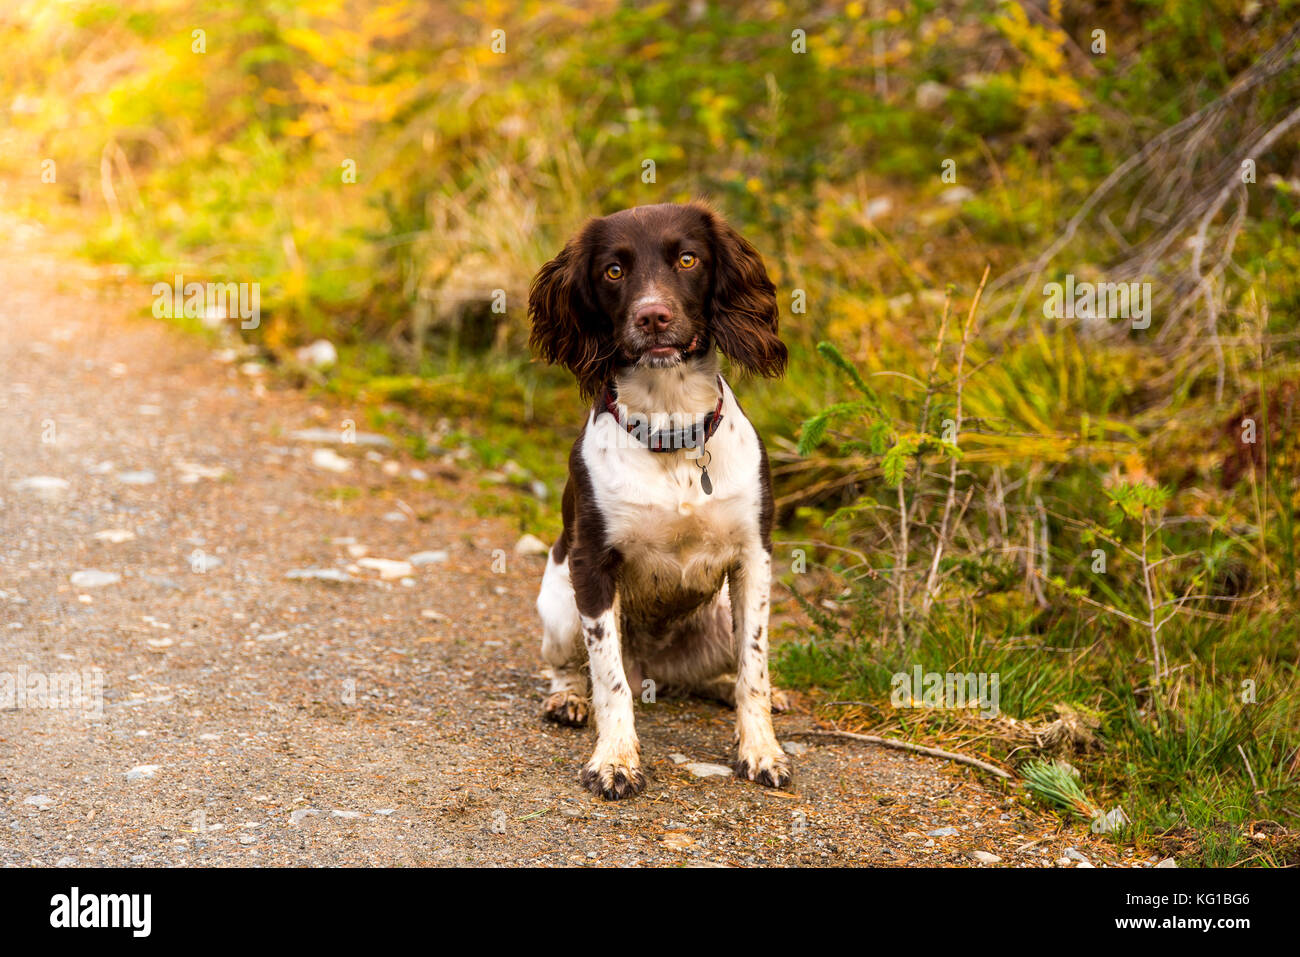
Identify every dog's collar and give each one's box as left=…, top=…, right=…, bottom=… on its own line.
left=601, top=375, right=725, bottom=454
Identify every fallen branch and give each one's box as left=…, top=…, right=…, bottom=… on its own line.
left=788, top=728, right=1013, bottom=780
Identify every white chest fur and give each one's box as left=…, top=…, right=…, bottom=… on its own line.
left=581, top=372, right=764, bottom=607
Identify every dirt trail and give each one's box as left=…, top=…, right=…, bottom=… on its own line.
left=0, top=217, right=1120, bottom=867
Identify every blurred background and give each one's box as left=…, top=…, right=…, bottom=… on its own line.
left=1, top=0, right=1296, bottom=864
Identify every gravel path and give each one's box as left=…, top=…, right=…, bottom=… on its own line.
left=0, top=218, right=1124, bottom=867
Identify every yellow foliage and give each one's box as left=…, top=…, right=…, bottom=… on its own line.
left=994, top=1, right=1084, bottom=111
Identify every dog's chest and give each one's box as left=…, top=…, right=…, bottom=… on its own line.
left=583, top=390, right=762, bottom=613
left=607, top=473, right=748, bottom=578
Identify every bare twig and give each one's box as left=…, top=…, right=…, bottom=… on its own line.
left=921, top=266, right=989, bottom=619
left=790, top=728, right=1012, bottom=780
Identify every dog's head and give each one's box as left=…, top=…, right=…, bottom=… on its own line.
left=529, top=202, right=787, bottom=399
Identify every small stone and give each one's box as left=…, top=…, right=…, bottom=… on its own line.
left=289, top=809, right=318, bottom=825
left=938, top=185, right=974, bottom=205
left=295, top=339, right=338, bottom=368
left=289, top=427, right=392, bottom=448
left=865, top=196, right=893, bottom=220
left=408, top=550, right=449, bottom=566
left=683, top=762, right=733, bottom=779
left=409, top=468, right=429, bottom=481
left=357, top=557, right=414, bottom=580
left=668, top=753, right=689, bottom=765
left=915, top=80, right=951, bottom=110
left=94, top=529, right=135, bottom=544
left=139, top=573, right=180, bottom=590
left=514, top=534, right=550, bottom=557
left=331, top=810, right=363, bottom=819
left=125, top=765, right=160, bottom=781
left=1076, top=861, right=1095, bottom=868
left=969, top=850, right=1001, bottom=864
left=116, top=470, right=157, bottom=485
left=927, top=827, right=959, bottom=837
left=1064, top=847, right=1089, bottom=862
left=56, top=856, right=77, bottom=866
left=13, top=476, right=69, bottom=496
left=311, top=448, right=352, bottom=473
left=238, top=834, right=258, bottom=844
left=190, top=554, right=222, bottom=572
left=1090, top=805, right=1130, bottom=834
left=1155, top=857, right=1178, bottom=868
left=70, top=570, right=120, bottom=588
left=780, top=741, right=808, bottom=756
left=285, top=568, right=357, bottom=583
left=175, top=461, right=226, bottom=482
left=23, top=795, right=55, bottom=808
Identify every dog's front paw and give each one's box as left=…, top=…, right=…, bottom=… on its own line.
left=542, top=690, right=589, bottom=727
left=734, top=743, right=793, bottom=789
left=580, top=740, right=645, bottom=800
left=580, top=761, right=646, bottom=800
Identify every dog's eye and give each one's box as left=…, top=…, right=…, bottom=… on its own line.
left=604, top=264, right=623, bottom=281
left=678, top=252, right=697, bottom=269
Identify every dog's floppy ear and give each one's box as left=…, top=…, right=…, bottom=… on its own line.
left=528, top=225, right=613, bottom=400
left=702, top=207, right=788, bottom=379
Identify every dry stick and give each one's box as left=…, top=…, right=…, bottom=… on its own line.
left=895, top=289, right=958, bottom=636
left=1140, top=509, right=1166, bottom=691
left=1034, top=569, right=1147, bottom=628
left=896, top=480, right=908, bottom=649
left=790, top=728, right=1012, bottom=780
left=100, top=142, right=122, bottom=234
left=921, top=266, right=990, bottom=619
left=902, top=292, right=954, bottom=541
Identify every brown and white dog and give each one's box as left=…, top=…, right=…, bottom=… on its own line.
left=528, top=202, right=791, bottom=799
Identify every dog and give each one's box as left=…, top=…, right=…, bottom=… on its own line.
left=528, top=201, right=791, bottom=799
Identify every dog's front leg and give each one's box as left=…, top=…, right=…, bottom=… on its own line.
left=731, top=546, right=792, bottom=787
left=573, top=555, right=644, bottom=799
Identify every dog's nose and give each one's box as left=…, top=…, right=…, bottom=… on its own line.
left=633, top=303, right=672, bottom=335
